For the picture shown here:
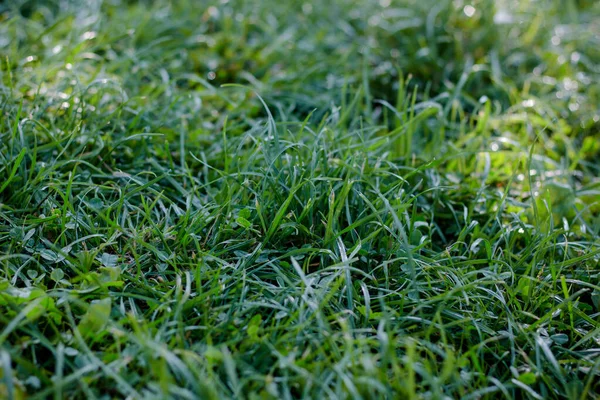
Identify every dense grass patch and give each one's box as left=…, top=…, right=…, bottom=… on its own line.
left=1, top=0, right=599, bottom=398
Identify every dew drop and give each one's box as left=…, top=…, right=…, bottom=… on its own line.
left=463, top=5, right=476, bottom=17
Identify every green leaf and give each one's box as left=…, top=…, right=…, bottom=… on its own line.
left=239, top=208, right=251, bottom=219
left=204, top=346, right=223, bottom=363
left=592, top=290, right=599, bottom=311
left=550, top=333, right=569, bottom=345
left=39, top=249, right=64, bottom=263
left=78, top=298, right=111, bottom=338
left=519, top=372, right=537, bottom=385
left=236, top=216, right=252, bottom=229
left=0, top=148, right=26, bottom=195
left=98, top=266, right=123, bottom=287
left=89, top=198, right=104, bottom=210
left=517, top=277, right=531, bottom=297
left=26, top=296, right=56, bottom=322
left=247, top=314, right=262, bottom=339
left=50, top=268, right=65, bottom=282
left=100, top=253, right=118, bottom=268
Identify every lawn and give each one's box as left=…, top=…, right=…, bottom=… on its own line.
left=1, top=0, right=599, bottom=398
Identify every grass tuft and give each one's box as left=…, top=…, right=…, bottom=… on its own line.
left=1, top=0, right=599, bottom=398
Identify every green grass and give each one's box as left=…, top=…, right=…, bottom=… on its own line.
left=1, top=0, right=599, bottom=398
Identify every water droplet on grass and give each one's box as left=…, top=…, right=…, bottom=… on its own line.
left=82, top=31, right=97, bottom=40
left=522, top=99, right=535, bottom=108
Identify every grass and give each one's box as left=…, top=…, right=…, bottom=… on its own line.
left=0, top=0, right=599, bottom=398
